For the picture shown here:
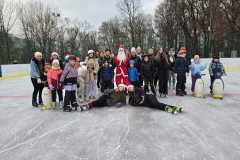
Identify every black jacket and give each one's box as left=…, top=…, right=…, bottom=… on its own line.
left=154, top=56, right=170, bottom=75
left=140, top=61, right=155, bottom=80
left=175, top=57, right=189, bottom=74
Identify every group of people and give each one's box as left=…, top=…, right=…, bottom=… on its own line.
left=30, top=45, right=226, bottom=113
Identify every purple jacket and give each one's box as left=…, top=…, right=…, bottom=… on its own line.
left=60, top=63, right=78, bottom=85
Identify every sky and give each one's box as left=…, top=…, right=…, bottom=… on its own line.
left=11, top=0, right=162, bottom=35
left=47, top=0, right=162, bottom=27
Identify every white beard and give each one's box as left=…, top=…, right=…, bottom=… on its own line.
left=117, top=51, right=126, bottom=62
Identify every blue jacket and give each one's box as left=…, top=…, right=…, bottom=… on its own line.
left=190, top=62, right=206, bottom=76
left=100, top=66, right=114, bottom=81
left=128, top=67, right=139, bottom=82
left=30, top=58, right=45, bottom=79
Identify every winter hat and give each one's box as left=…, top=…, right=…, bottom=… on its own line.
left=51, top=52, right=59, bottom=57
left=178, top=47, right=187, bottom=55
left=148, top=48, right=154, bottom=55
left=34, top=52, right=42, bottom=58
left=213, top=54, right=220, bottom=59
left=129, top=60, right=135, bottom=65
left=52, top=59, right=60, bottom=69
left=88, top=50, right=94, bottom=55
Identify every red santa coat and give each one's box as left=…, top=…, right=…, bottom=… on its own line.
left=114, top=56, right=129, bottom=86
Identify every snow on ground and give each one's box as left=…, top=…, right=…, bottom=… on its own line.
left=0, top=58, right=240, bottom=160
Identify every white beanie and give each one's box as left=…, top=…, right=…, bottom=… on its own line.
left=88, top=50, right=94, bottom=54
left=52, top=59, right=59, bottom=66
left=51, top=52, right=59, bottom=57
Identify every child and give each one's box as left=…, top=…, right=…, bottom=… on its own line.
left=60, top=55, right=79, bottom=112
left=168, top=48, right=176, bottom=89
left=190, top=55, right=207, bottom=92
left=100, top=61, right=114, bottom=93
left=77, top=62, right=87, bottom=102
left=47, top=59, right=63, bottom=109
left=128, top=60, right=139, bottom=87
left=209, top=54, right=226, bottom=94
left=175, top=47, right=189, bottom=96
left=141, top=54, right=156, bottom=95
left=86, top=50, right=99, bottom=100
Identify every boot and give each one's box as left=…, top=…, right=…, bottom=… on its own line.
left=72, top=102, right=78, bottom=111
left=63, top=105, right=72, bottom=112
left=51, top=102, right=56, bottom=110
left=32, top=99, right=38, bottom=107
left=59, top=101, right=63, bottom=109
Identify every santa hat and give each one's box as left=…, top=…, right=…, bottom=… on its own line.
left=178, top=47, right=187, bottom=55
left=51, top=52, right=59, bottom=57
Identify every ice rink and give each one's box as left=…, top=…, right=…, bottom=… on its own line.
left=0, top=58, right=240, bottom=160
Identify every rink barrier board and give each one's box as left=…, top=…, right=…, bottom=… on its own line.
left=0, top=65, right=240, bottom=81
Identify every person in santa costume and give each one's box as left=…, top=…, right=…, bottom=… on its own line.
left=114, top=46, right=129, bottom=87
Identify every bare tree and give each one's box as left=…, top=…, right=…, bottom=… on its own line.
left=0, top=0, right=18, bottom=63
left=19, top=1, right=60, bottom=59
left=118, top=0, right=141, bottom=47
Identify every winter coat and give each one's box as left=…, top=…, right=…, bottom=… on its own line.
left=86, top=58, right=99, bottom=81
left=154, top=55, right=170, bottom=79
left=209, top=61, right=225, bottom=79
left=47, top=68, right=63, bottom=90
left=30, top=57, right=45, bottom=80
left=100, top=66, right=114, bottom=81
left=60, top=63, right=78, bottom=85
left=106, top=90, right=126, bottom=106
left=103, top=56, right=115, bottom=68
left=140, top=61, right=155, bottom=80
left=190, top=62, right=206, bottom=76
left=77, top=65, right=87, bottom=81
left=128, top=67, right=139, bottom=82
left=129, top=56, right=142, bottom=72
left=175, top=57, right=189, bottom=74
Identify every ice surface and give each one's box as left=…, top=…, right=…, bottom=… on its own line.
left=0, top=58, right=240, bottom=160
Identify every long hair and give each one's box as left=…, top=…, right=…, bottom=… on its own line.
left=155, top=48, right=169, bottom=64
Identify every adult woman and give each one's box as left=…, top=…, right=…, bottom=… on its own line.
left=154, top=48, right=170, bottom=97
left=30, top=52, right=45, bottom=107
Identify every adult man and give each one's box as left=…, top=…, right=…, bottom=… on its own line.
left=114, top=46, right=129, bottom=87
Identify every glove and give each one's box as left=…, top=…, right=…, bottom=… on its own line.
left=37, top=78, right=42, bottom=84
left=77, top=84, right=80, bottom=88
